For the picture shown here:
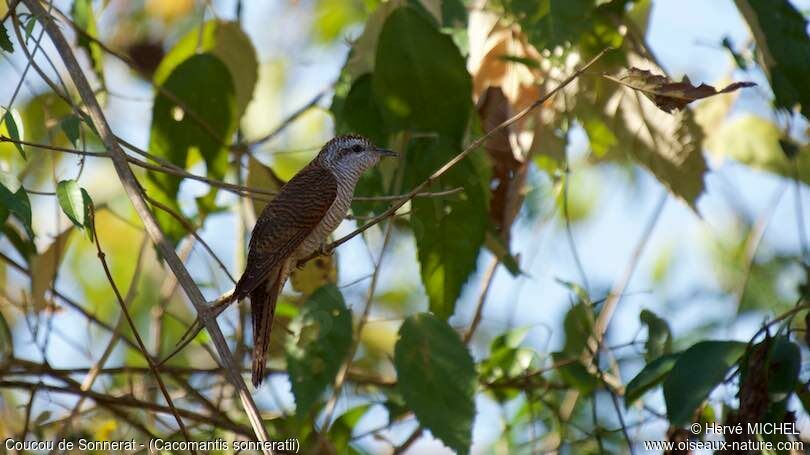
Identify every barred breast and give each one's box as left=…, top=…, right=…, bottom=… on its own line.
left=294, top=166, right=362, bottom=260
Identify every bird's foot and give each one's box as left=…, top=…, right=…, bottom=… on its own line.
left=298, top=242, right=332, bottom=269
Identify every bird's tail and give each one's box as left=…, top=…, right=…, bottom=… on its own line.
left=251, top=270, right=283, bottom=387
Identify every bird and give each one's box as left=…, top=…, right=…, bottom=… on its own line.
left=236, top=134, right=396, bottom=387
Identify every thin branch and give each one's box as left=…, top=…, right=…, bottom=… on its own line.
left=91, top=218, right=195, bottom=448
left=0, top=380, right=254, bottom=437
left=52, top=237, right=148, bottom=446
left=0, top=251, right=140, bottom=354
left=18, top=1, right=273, bottom=449
left=588, top=166, right=668, bottom=351
left=392, top=427, right=423, bottom=455
left=0, top=135, right=461, bottom=203
left=732, top=184, right=786, bottom=312
left=463, top=256, right=499, bottom=343
left=562, top=163, right=590, bottom=292
left=236, top=85, right=331, bottom=151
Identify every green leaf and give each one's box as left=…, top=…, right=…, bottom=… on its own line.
left=499, top=0, right=595, bottom=50
left=60, top=115, right=81, bottom=147
left=639, top=309, right=672, bottom=362
left=736, top=0, right=810, bottom=118
left=706, top=115, right=810, bottom=184
left=374, top=6, right=472, bottom=142
left=0, top=22, right=13, bottom=53
left=71, top=0, right=104, bottom=84
left=154, top=20, right=258, bottom=118
left=328, top=405, right=370, bottom=454
left=394, top=313, right=475, bottom=455
left=625, top=352, right=680, bottom=406
left=285, top=285, right=352, bottom=416
left=334, top=73, right=392, bottom=218
left=339, top=73, right=388, bottom=146
left=81, top=188, right=95, bottom=243
left=147, top=53, right=236, bottom=243
left=663, top=341, right=746, bottom=425
left=34, top=410, right=51, bottom=426
left=552, top=352, right=600, bottom=394
left=580, top=111, right=617, bottom=157
left=484, top=231, right=521, bottom=276
left=0, top=171, right=33, bottom=239
left=442, top=0, right=467, bottom=27
left=1, top=223, right=35, bottom=262
left=761, top=336, right=801, bottom=397
left=56, top=180, right=86, bottom=228
left=312, top=0, right=368, bottom=43
left=2, top=108, right=25, bottom=159
left=407, top=137, right=489, bottom=320
left=480, top=327, right=535, bottom=388
left=560, top=300, right=595, bottom=355
left=24, top=17, right=35, bottom=44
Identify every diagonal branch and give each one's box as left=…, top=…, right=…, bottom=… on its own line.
left=18, top=0, right=273, bottom=450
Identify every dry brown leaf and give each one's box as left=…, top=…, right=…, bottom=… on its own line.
left=468, top=11, right=544, bottom=253
left=603, top=67, right=756, bottom=113
left=468, top=11, right=543, bottom=112
left=30, top=226, right=74, bottom=311
left=477, top=87, right=529, bottom=246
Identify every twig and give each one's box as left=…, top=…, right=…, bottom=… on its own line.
left=732, top=184, right=786, bottom=312
left=0, top=251, right=139, bottom=353
left=562, top=162, right=590, bottom=292
left=560, top=188, right=668, bottom=421
left=236, top=85, right=331, bottom=151
left=463, top=256, right=499, bottom=343
left=0, top=380, right=253, bottom=437
left=608, top=386, right=635, bottom=455
left=0, top=135, right=462, bottom=203
left=392, top=427, right=423, bottom=455
left=91, top=217, right=195, bottom=449
left=18, top=1, right=273, bottom=450
left=52, top=237, right=148, bottom=447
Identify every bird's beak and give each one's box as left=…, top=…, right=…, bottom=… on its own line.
left=375, top=148, right=398, bottom=158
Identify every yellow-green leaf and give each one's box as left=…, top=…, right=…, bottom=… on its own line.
left=30, top=227, right=74, bottom=311
left=706, top=115, right=810, bottom=183
left=56, top=180, right=86, bottom=228
left=154, top=20, right=258, bottom=118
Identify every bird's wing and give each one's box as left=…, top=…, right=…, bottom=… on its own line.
left=235, top=165, right=337, bottom=298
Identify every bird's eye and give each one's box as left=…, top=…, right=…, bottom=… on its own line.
left=351, top=144, right=364, bottom=154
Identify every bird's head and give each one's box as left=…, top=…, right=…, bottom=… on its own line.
left=316, top=135, right=397, bottom=176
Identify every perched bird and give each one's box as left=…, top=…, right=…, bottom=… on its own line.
left=236, top=134, right=396, bottom=387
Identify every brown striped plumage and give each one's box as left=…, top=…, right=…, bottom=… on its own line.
left=235, top=135, right=396, bottom=386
